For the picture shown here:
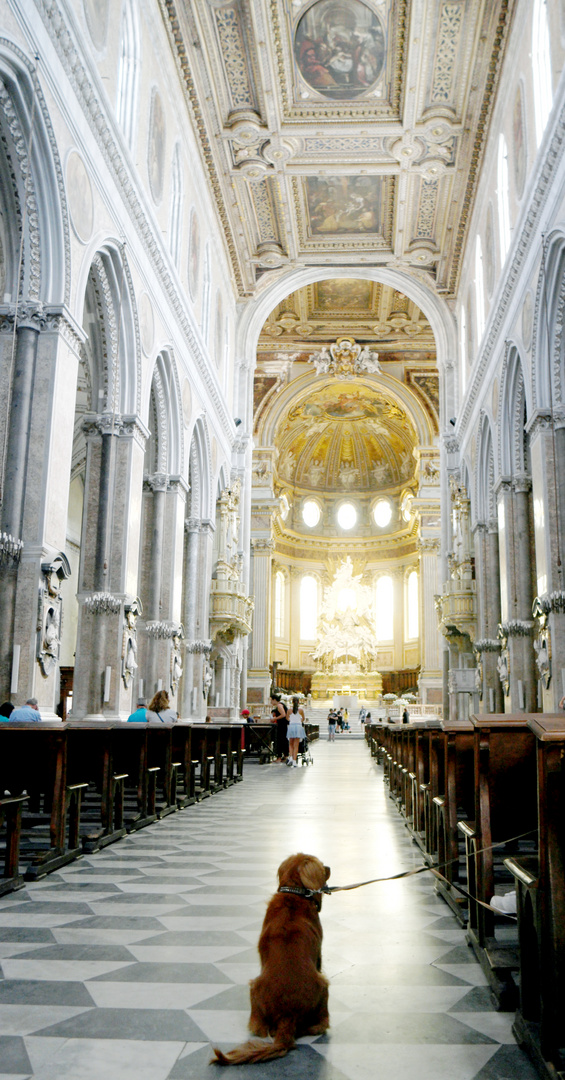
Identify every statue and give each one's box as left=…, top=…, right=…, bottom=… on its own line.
left=122, top=599, right=142, bottom=688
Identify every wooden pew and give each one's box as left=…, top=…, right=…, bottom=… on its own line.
left=505, top=715, right=565, bottom=1078
left=66, top=722, right=129, bottom=852
left=112, top=724, right=160, bottom=829
left=0, top=723, right=88, bottom=879
left=0, top=794, right=28, bottom=895
left=459, top=714, right=537, bottom=1009
left=433, top=720, right=474, bottom=921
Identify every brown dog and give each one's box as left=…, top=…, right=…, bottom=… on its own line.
left=210, top=853, right=330, bottom=1065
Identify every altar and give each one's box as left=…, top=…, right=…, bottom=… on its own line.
left=310, top=559, right=383, bottom=703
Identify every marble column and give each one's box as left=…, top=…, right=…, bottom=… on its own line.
left=496, top=477, right=536, bottom=712
left=179, top=518, right=200, bottom=718
left=418, top=539, right=442, bottom=704
left=0, top=306, right=83, bottom=715
left=72, top=413, right=147, bottom=719
left=529, top=413, right=565, bottom=709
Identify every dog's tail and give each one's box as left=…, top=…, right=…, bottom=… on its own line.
left=210, top=1016, right=296, bottom=1066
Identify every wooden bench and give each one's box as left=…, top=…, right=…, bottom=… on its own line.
left=459, top=714, right=537, bottom=1009
left=0, top=794, right=28, bottom=894
left=432, top=720, right=474, bottom=921
left=505, top=715, right=565, bottom=1078
left=0, top=723, right=88, bottom=879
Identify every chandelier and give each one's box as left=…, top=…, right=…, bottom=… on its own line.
left=308, top=337, right=381, bottom=381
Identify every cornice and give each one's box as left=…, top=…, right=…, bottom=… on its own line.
left=33, top=0, right=234, bottom=433
left=459, top=78, right=565, bottom=435
left=447, top=0, right=517, bottom=295
left=157, top=0, right=246, bottom=296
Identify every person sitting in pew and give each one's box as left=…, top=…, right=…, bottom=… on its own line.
left=146, top=690, right=177, bottom=723
left=9, top=697, right=42, bottom=722
left=0, top=701, right=14, bottom=720
left=127, top=698, right=147, bottom=722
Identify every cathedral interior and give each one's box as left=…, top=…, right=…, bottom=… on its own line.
left=0, top=1, right=565, bottom=1078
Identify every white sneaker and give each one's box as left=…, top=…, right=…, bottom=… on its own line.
left=293, top=761, right=298, bottom=767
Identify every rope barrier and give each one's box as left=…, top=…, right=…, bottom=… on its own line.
left=318, top=827, right=537, bottom=920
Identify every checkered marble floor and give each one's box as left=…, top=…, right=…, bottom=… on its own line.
left=0, top=740, right=538, bottom=1080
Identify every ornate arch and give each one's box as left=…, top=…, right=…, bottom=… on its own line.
left=0, top=42, right=68, bottom=303
left=532, top=230, right=565, bottom=411
left=188, top=416, right=212, bottom=521
left=498, top=344, right=528, bottom=477
left=475, top=412, right=496, bottom=525
left=81, top=244, right=141, bottom=416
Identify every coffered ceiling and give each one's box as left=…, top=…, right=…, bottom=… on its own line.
left=162, top=0, right=515, bottom=297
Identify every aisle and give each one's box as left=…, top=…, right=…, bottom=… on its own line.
left=0, top=741, right=537, bottom=1080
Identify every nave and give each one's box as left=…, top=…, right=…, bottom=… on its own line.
left=0, top=742, right=537, bottom=1080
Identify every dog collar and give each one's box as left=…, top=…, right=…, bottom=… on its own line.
left=278, top=885, right=331, bottom=899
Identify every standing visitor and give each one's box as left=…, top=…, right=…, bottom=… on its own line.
left=328, top=708, right=337, bottom=742
left=270, top=694, right=288, bottom=762
left=286, top=696, right=306, bottom=767
left=402, top=706, right=410, bottom=724
left=359, top=705, right=366, bottom=724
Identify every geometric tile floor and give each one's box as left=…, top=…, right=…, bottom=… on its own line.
left=0, top=739, right=539, bottom=1079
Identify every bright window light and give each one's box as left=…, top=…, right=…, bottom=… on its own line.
left=302, top=500, right=321, bottom=527
left=497, top=134, right=510, bottom=263
left=373, top=499, right=392, bottom=527
left=337, top=502, right=357, bottom=530
left=533, top=0, right=552, bottom=146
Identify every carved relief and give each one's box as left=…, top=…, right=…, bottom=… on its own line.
left=122, top=598, right=142, bottom=689
left=37, top=555, right=71, bottom=678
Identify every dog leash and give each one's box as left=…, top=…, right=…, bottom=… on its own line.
left=291, top=827, right=537, bottom=920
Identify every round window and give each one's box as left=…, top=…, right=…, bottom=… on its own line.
left=373, top=499, right=392, bottom=527
left=337, top=503, right=357, bottom=530
left=302, top=500, right=321, bottom=528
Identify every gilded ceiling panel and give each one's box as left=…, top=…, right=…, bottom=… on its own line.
left=271, top=0, right=408, bottom=121
left=163, top=0, right=516, bottom=294
left=294, top=175, right=395, bottom=251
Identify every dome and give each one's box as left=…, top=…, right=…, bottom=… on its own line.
left=275, top=380, right=416, bottom=493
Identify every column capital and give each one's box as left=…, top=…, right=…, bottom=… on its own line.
left=512, top=476, right=532, bottom=494
left=185, top=517, right=201, bottom=534
left=145, top=472, right=169, bottom=493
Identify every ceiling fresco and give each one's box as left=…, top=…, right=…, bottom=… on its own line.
left=165, top=0, right=516, bottom=293
left=274, top=380, right=417, bottom=493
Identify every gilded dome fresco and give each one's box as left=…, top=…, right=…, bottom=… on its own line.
left=275, top=381, right=416, bottom=493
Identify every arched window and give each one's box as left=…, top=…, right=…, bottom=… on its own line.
left=116, top=0, right=140, bottom=150
left=407, top=570, right=419, bottom=640
left=497, top=135, right=511, bottom=263
left=169, top=144, right=184, bottom=267
left=460, top=304, right=467, bottom=393
left=275, top=571, right=285, bottom=639
left=300, top=576, right=317, bottom=640
left=202, top=244, right=211, bottom=343
left=533, top=0, right=552, bottom=146
left=475, top=235, right=485, bottom=343
left=375, top=576, right=393, bottom=642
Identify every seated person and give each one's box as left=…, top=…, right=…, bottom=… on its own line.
left=10, top=698, right=42, bottom=722
left=127, top=699, right=147, bottom=722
